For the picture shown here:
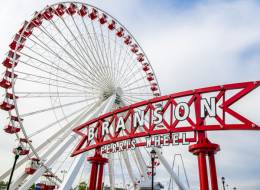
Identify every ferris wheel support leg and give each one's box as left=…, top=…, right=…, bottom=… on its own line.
left=189, top=132, right=220, bottom=190
left=88, top=151, right=108, bottom=190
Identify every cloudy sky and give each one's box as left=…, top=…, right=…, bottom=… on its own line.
left=0, top=0, right=259, bottom=189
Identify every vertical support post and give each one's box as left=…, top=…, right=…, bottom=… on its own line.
left=197, top=152, right=209, bottom=190
left=97, top=163, right=105, bottom=190
left=88, top=162, right=98, bottom=190
left=209, top=153, right=218, bottom=190
left=189, top=134, right=220, bottom=190
left=88, top=150, right=108, bottom=190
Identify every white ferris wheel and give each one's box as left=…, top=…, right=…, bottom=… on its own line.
left=0, top=2, right=189, bottom=190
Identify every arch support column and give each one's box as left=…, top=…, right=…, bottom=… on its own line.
left=189, top=133, right=220, bottom=190
left=88, top=151, right=108, bottom=190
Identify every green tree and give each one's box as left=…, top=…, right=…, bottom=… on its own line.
left=78, top=182, right=87, bottom=190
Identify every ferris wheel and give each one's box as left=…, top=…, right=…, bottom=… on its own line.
left=0, top=2, right=188, bottom=190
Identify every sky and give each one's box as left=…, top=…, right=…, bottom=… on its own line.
left=0, top=0, right=260, bottom=190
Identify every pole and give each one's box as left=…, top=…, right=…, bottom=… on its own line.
left=88, top=150, right=108, bottom=190
left=7, top=154, right=19, bottom=190
left=97, top=164, right=104, bottom=190
left=151, top=156, right=154, bottom=190
left=88, top=162, right=98, bottom=190
left=198, top=152, right=209, bottom=190
left=208, top=153, right=218, bottom=190
left=189, top=133, right=220, bottom=190
left=222, top=177, right=225, bottom=190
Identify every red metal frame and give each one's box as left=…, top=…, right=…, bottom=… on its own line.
left=72, top=81, right=260, bottom=156
left=87, top=150, right=108, bottom=190
left=72, top=81, right=259, bottom=190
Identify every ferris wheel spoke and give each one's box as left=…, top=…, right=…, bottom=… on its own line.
left=57, top=15, right=109, bottom=88
left=17, top=58, right=90, bottom=90
left=122, top=151, right=136, bottom=185
left=108, top=154, right=115, bottom=189
left=117, top=58, right=140, bottom=88
left=109, top=30, right=117, bottom=84
left=25, top=35, right=97, bottom=88
left=114, top=39, right=123, bottom=85
left=116, top=46, right=130, bottom=85
left=15, top=91, right=88, bottom=96
left=122, top=92, right=152, bottom=96
left=113, top=35, right=120, bottom=83
left=118, top=152, right=127, bottom=188
left=69, top=15, right=110, bottom=81
left=19, top=52, right=96, bottom=89
left=121, top=95, right=146, bottom=104
left=69, top=16, right=108, bottom=81
left=80, top=17, right=112, bottom=83
left=130, top=150, right=142, bottom=177
left=17, top=77, right=97, bottom=94
left=89, top=21, right=110, bottom=78
left=118, top=51, right=136, bottom=81
left=118, top=54, right=138, bottom=90
left=21, top=42, right=89, bottom=86
left=20, top=97, right=96, bottom=117
left=28, top=103, right=90, bottom=138
left=123, top=84, right=151, bottom=92
left=15, top=70, right=96, bottom=92
left=47, top=19, right=106, bottom=87
left=98, top=23, right=114, bottom=84
left=121, top=75, right=146, bottom=89
left=34, top=26, right=96, bottom=85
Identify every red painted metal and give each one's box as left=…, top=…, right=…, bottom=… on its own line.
left=97, top=163, right=105, bottom=190
left=209, top=153, right=218, bottom=190
left=72, top=81, right=260, bottom=156
left=88, top=151, right=108, bottom=190
left=189, top=132, right=220, bottom=190
left=198, top=152, right=209, bottom=190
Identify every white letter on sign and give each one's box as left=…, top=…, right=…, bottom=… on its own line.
left=174, top=102, right=190, bottom=121
left=102, top=121, right=110, bottom=136
left=116, top=116, right=126, bottom=132
left=153, top=107, right=163, bottom=125
left=133, top=110, right=144, bottom=128
left=88, top=127, right=95, bottom=141
left=200, top=97, right=216, bottom=118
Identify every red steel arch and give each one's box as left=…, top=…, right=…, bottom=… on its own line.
left=73, top=81, right=260, bottom=156
left=73, top=80, right=260, bottom=190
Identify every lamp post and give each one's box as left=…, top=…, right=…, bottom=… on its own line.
left=60, top=170, right=67, bottom=181
left=221, top=177, right=225, bottom=190
left=7, top=146, right=22, bottom=190
left=150, top=149, right=156, bottom=190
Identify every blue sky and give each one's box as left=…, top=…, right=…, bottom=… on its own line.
left=0, top=0, right=259, bottom=189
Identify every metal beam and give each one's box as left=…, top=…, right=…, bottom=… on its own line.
left=58, top=95, right=116, bottom=190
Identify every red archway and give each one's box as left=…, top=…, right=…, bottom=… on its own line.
left=72, top=81, right=260, bottom=190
